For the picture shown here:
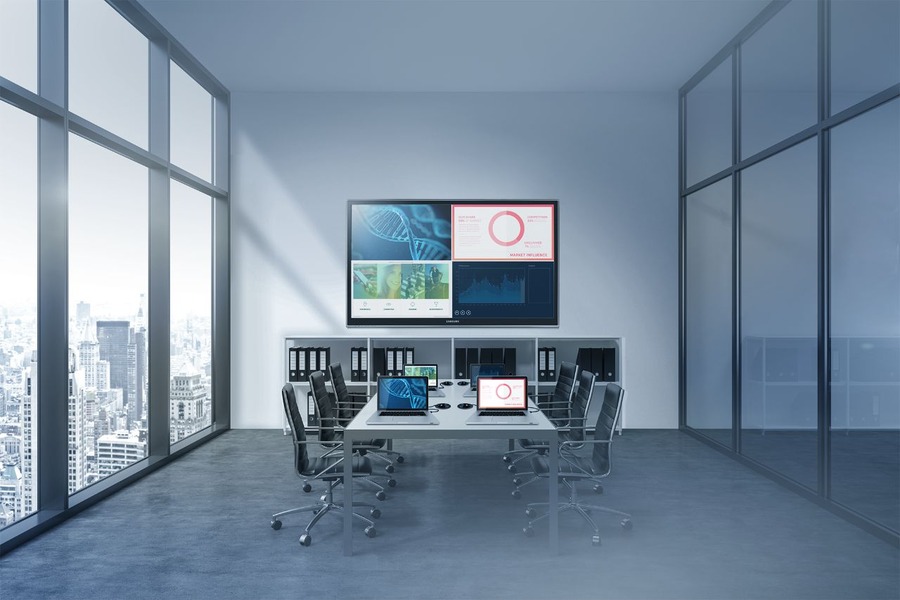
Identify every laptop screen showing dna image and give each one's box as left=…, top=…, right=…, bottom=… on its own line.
left=377, top=376, right=429, bottom=414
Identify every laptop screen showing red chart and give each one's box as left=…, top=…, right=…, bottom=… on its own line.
left=476, top=376, right=528, bottom=410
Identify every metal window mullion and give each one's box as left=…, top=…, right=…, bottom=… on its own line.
left=732, top=45, right=742, bottom=453
left=36, top=0, right=68, bottom=514
left=147, top=37, right=171, bottom=458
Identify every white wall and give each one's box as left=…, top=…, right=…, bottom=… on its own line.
left=230, top=92, right=678, bottom=429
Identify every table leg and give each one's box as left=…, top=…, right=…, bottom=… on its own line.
left=343, top=439, right=353, bottom=555
left=549, top=434, right=559, bottom=554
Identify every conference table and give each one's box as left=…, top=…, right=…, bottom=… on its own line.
left=342, top=381, right=559, bottom=555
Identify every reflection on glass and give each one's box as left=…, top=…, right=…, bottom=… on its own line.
left=830, top=99, right=900, bottom=531
left=0, top=102, right=38, bottom=528
left=741, top=0, right=817, bottom=158
left=69, top=0, right=148, bottom=148
left=170, top=61, right=212, bottom=182
left=740, top=138, right=818, bottom=489
left=0, top=0, right=38, bottom=92
left=685, top=178, right=733, bottom=447
left=831, top=0, right=900, bottom=115
left=68, top=134, right=149, bottom=493
left=686, top=58, right=732, bottom=188
left=170, top=181, right=213, bottom=444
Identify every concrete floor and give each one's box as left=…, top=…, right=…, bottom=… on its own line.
left=2, top=429, right=898, bottom=600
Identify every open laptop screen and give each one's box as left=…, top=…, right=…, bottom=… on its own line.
left=477, top=376, right=528, bottom=410
left=403, top=364, right=438, bottom=388
left=377, top=376, right=428, bottom=410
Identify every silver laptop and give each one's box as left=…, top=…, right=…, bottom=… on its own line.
left=403, top=363, right=445, bottom=398
left=466, top=376, right=537, bottom=426
left=366, top=376, right=439, bottom=425
left=462, top=363, right=505, bottom=398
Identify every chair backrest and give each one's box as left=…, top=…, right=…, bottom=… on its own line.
left=328, top=362, right=354, bottom=422
left=282, top=383, right=310, bottom=475
left=548, top=361, right=578, bottom=420
left=567, top=369, right=596, bottom=442
left=308, top=370, right=339, bottom=442
left=591, top=383, right=624, bottom=477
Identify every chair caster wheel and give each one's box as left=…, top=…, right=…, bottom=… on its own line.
left=512, top=477, right=522, bottom=486
left=396, top=456, right=404, bottom=463
left=375, top=491, right=386, bottom=501
left=523, top=526, right=534, bottom=538
left=385, top=465, right=395, bottom=474
left=299, top=534, right=311, bottom=547
left=387, top=479, right=397, bottom=487
left=592, top=535, right=601, bottom=546
left=302, top=483, right=312, bottom=493
left=507, top=465, right=517, bottom=474
left=365, top=526, right=377, bottom=538
left=271, top=519, right=282, bottom=530
left=320, top=495, right=328, bottom=503
left=524, top=507, right=536, bottom=518
left=621, top=519, right=633, bottom=530
left=312, top=508, right=319, bottom=515
left=511, top=489, right=522, bottom=499
left=593, top=484, right=603, bottom=494
left=370, top=508, right=381, bottom=519
left=502, top=455, right=511, bottom=463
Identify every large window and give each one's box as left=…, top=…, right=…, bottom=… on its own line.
left=68, top=134, right=149, bottom=493
left=170, top=181, right=213, bottom=444
left=681, top=0, right=900, bottom=542
left=69, top=0, right=149, bottom=148
left=0, top=101, right=38, bottom=527
left=0, top=0, right=228, bottom=553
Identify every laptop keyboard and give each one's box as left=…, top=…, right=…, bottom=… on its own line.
left=479, top=410, right=526, bottom=417
left=380, top=410, right=427, bottom=417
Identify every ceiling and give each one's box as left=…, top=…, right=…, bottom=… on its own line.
left=137, top=0, right=769, bottom=93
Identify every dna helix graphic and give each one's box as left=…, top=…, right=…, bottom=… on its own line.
left=384, top=377, right=427, bottom=409
left=358, top=205, right=451, bottom=261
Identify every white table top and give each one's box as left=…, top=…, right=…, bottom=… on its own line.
left=344, top=379, right=556, bottom=440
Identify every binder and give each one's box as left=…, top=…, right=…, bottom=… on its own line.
left=405, top=347, right=415, bottom=366
left=306, top=390, right=318, bottom=427
left=547, top=347, right=556, bottom=381
left=319, top=347, right=331, bottom=380
left=466, top=348, right=479, bottom=379
left=372, top=348, right=387, bottom=378
left=576, top=347, right=591, bottom=377
left=591, top=348, right=605, bottom=379
left=538, top=347, right=548, bottom=381
left=288, top=347, right=299, bottom=382
left=395, top=347, right=406, bottom=376
left=602, top=347, right=617, bottom=381
left=351, top=347, right=361, bottom=382
left=297, top=347, right=309, bottom=380
left=503, top=347, right=516, bottom=376
left=481, top=347, right=502, bottom=364
left=455, top=348, right=467, bottom=378
left=360, top=348, right=369, bottom=382
left=386, top=347, right=396, bottom=376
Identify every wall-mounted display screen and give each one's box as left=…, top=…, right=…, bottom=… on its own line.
left=348, top=200, right=559, bottom=327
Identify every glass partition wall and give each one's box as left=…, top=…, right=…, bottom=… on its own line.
left=0, top=0, right=230, bottom=554
left=680, top=0, right=900, bottom=543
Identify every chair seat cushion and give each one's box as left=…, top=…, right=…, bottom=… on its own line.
left=303, top=455, right=372, bottom=478
left=530, top=453, right=598, bottom=477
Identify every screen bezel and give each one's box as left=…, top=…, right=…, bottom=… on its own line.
left=347, top=199, right=559, bottom=327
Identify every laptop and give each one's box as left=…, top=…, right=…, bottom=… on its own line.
left=462, top=363, right=505, bottom=398
left=403, top=364, right=445, bottom=398
left=366, top=376, right=439, bottom=425
left=466, top=376, right=537, bottom=426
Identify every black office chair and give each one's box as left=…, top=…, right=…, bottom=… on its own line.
left=503, top=360, right=579, bottom=473
left=308, top=370, right=395, bottom=500
left=510, top=369, right=597, bottom=498
left=271, top=383, right=378, bottom=547
left=522, top=383, right=632, bottom=546
left=329, top=362, right=404, bottom=473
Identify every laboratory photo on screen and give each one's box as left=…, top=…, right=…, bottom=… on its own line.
left=347, top=200, right=558, bottom=327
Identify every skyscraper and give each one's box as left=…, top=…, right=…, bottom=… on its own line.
left=96, top=321, right=130, bottom=409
